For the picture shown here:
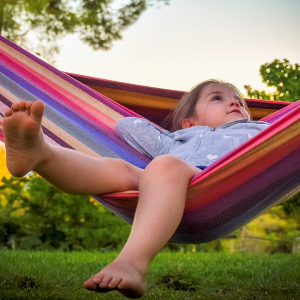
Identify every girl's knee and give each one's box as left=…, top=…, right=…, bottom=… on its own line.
left=147, top=155, right=190, bottom=173
left=140, top=156, right=200, bottom=188
left=145, top=155, right=201, bottom=183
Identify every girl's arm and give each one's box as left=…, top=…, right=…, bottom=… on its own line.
left=116, top=117, right=174, bottom=159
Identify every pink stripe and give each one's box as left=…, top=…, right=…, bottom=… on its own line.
left=0, top=102, right=8, bottom=115
left=262, top=99, right=300, bottom=123
left=1, top=49, right=117, bottom=132
left=192, top=135, right=300, bottom=210
left=67, top=73, right=185, bottom=99
left=191, top=104, right=300, bottom=187
left=109, top=100, right=143, bottom=118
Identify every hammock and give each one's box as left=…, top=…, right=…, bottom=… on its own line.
left=1, top=35, right=300, bottom=244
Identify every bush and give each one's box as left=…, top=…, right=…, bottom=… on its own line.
left=0, top=173, right=131, bottom=251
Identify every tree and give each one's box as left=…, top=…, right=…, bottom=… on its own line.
left=244, top=59, right=300, bottom=102
left=0, top=173, right=132, bottom=251
left=244, top=60, right=300, bottom=219
left=0, top=0, right=169, bottom=62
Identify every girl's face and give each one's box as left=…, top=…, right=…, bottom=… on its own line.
left=182, top=83, right=250, bottom=129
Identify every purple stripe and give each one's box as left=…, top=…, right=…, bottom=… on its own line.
left=246, top=99, right=289, bottom=110
left=263, top=100, right=300, bottom=124
left=1, top=56, right=117, bottom=136
left=0, top=94, right=12, bottom=107
left=1, top=57, right=115, bottom=133
left=41, top=126, right=73, bottom=149
left=0, top=36, right=133, bottom=117
left=0, top=61, right=149, bottom=165
left=68, top=73, right=185, bottom=99
left=173, top=142, right=300, bottom=243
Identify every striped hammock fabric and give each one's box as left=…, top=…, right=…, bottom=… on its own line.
left=1, top=35, right=300, bottom=244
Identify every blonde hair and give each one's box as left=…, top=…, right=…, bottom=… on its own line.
left=169, top=79, right=250, bottom=131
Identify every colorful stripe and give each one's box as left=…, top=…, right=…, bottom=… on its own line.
left=0, top=36, right=149, bottom=166
left=1, top=35, right=300, bottom=244
left=68, top=72, right=291, bottom=123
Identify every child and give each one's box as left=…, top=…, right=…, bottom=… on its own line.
left=3, top=79, right=269, bottom=298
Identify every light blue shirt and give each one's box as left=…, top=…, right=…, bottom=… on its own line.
left=116, top=118, right=269, bottom=167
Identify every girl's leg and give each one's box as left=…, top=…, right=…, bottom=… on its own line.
left=3, top=100, right=142, bottom=195
left=84, top=155, right=201, bottom=298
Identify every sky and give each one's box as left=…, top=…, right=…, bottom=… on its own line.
left=56, top=0, right=300, bottom=96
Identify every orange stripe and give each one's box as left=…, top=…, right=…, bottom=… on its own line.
left=88, top=85, right=279, bottom=120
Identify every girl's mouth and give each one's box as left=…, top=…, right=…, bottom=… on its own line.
left=230, top=109, right=242, bottom=115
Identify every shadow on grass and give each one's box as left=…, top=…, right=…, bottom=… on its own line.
left=157, top=270, right=198, bottom=291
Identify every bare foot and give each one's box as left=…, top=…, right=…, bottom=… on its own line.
left=84, top=259, right=147, bottom=299
left=3, top=100, right=49, bottom=177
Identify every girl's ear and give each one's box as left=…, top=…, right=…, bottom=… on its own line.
left=181, top=118, right=195, bottom=129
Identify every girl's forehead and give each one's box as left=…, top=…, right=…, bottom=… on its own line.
left=201, top=83, right=238, bottom=96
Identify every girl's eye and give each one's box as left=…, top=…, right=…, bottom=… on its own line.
left=212, top=96, right=222, bottom=101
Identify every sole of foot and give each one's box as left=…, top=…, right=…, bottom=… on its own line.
left=3, top=100, right=46, bottom=177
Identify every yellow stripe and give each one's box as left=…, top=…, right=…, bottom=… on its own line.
left=41, top=117, right=100, bottom=157
left=0, top=85, right=21, bottom=104
left=89, top=85, right=177, bottom=110
left=0, top=40, right=123, bottom=121
left=0, top=86, right=100, bottom=157
left=88, top=85, right=278, bottom=120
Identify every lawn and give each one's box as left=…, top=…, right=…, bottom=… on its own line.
left=0, top=250, right=300, bottom=299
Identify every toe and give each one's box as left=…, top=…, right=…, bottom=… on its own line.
left=4, top=108, right=13, bottom=117
left=25, top=101, right=33, bottom=109
left=99, top=275, right=113, bottom=288
left=108, top=276, right=122, bottom=289
left=19, top=101, right=26, bottom=110
left=84, top=278, right=98, bottom=291
left=10, top=103, right=19, bottom=112
left=31, top=101, right=45, bottom=121
left=92, top=274, right=104, bottom=285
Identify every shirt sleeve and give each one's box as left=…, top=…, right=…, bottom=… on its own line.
left=116, top=117, right=174, bottom=159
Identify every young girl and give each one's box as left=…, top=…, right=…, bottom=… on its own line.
left=3, top=80, right=269, bottom=298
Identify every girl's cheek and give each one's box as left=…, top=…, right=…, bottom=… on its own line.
left=241, top=108, right=250, bottom=119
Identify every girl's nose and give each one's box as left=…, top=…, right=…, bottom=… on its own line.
left=229, top=99, right=240, bottom=107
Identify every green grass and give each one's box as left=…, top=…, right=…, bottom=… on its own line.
left=0, top=250, right=300, bottom=299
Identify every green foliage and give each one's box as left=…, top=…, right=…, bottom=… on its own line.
left=0, top=0, right=169, bottom=62
left=1, top=171, right=298, bottom=254
left=281, top=192, right=300, bottom=215
left=0, top=173, right=131, bottom=251
left=166, top=239, right=224, bottom=253
left=238, top=206, right=300, bottom=254
left=244, top=59, right=300, bottom=102
left=244, top=59, right=300, bottom=216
